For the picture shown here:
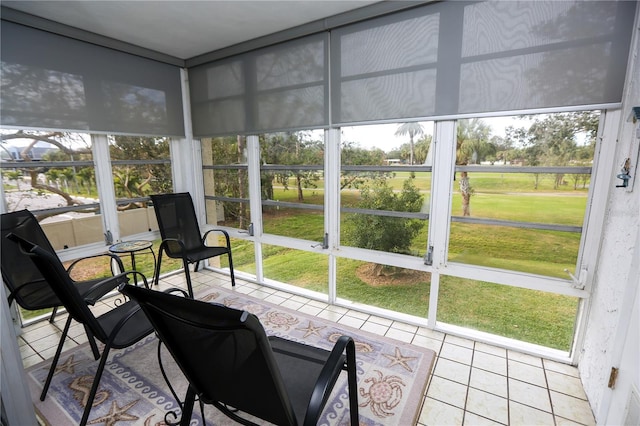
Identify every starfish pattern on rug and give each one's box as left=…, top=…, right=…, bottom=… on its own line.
left=27, top=287, right=436, bottom=426
left=87, top=399, right=139, bottom=426
left=382, top=347, right=418, bottom=372
left=54, top=355, right=80, bottom=375
left=296, top=321, right=326, bottom=338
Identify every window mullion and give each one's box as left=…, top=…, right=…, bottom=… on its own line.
left=246, top=134, right=264, bottom=282
left=427, top=120, right=456, bottom=328
left=326, top=128, right=341, bottom=303
left=91, top=134, right=118, bottom=243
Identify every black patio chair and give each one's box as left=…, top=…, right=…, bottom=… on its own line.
left=7, top=233, right=155, bottom=426
left=150, top=192, right=235, bottom=297
left=121, top=285, right=359, bottom=426
left=1, top=210, right=127, bottom=360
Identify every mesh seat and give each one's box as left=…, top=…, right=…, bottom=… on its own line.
left=121, top=285, right=360, bottom=426
left=150, top=192, right=235, bottom=296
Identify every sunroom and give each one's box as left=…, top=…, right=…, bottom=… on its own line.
left=1, top=1, right=639, bottom=425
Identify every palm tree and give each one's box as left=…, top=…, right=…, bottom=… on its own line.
left=395, top=122, right=425, bottom=165
left=456, top=119, right=491, bottom=216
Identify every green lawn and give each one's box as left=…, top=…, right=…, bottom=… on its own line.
left=245, top=171, right=588, bottom=350
left=17, top=171, right=589, bottom=351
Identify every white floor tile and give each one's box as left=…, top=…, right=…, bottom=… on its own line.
left=445, top=335, right=475, bottom=349
left=545, top=370, right=587, bottom=399
left=427, top=376, right=468, bottom=409
left=434, top=357, right=471, bottom=385
left=385, top=327, right=414, bottom=343
left=509, top=400, right=555, bottom=425
left=508, top=378, right=552, bottom=412
left=465, top=388, right=508, bottom=424
left=508, top=359, right=547, bottom=388
left=543, top=359, right=580, bottom=378
left=470, top=368, right=507, bottom=398
left=472, top=351, right=507, bottom=376
left=463, top=411, right=504, bottom=425
left=419, top=397, right=464, bottom=426
left=474, top=342, right=506, bottom=358
left=508, top=350, right=543, bottom=367
left=440, top=342, right=474, bottom=365
left=550, top=390, right=595, bottom=426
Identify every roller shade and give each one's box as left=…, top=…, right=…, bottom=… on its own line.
left=331, top=0, right=635, bottom=125
left=1, top=21, right=185, bottom=137
left=189, top=33, right=328, bottom=137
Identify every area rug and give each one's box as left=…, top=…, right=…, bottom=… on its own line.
left=25, top=286, right=436, bottom=425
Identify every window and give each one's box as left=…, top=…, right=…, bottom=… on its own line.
left=1, top=130, right=103, bottom=248
left=260, top=131, right=325, bottom=241
left=448, top=113, right=597, bottom=278
left=340, top=123, right=433, bottom=258
left=109, top=135, right=173, bottom=239
left=336, top=122, right=433, bottom=316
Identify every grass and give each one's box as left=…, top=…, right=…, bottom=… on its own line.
left=437, top=277, right=578, bottom=350
left=17, top=171, right=589, bottom=351
left=244, top=172, right=589, bottom=351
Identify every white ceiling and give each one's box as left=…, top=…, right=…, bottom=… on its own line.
left=2, top=0, right=379, bottom=60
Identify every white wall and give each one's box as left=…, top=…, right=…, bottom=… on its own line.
left=578, top=8, right=640, bottom=422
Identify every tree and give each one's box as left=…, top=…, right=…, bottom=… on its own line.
left=0, top=130, right=89, bottom=209
left=345, top=176, right=424, bottom=274
left=395, top=122, right=425, bottom=165
left=109, top=136, right=172, bottom=208
left=413, top=135, right=433, bottom=165
left=456, top=118, right=490, bottom=216
left=207, top=135, right=249, bottom=227
left=514, top=112, right=599, bottom=189
left=5, top=169, right=23, bottom=190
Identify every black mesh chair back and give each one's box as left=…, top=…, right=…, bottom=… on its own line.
left=152, top=192, right=203, bottom=255
left=7, top=233, right=154, bottom=426
left=2, top=209, right=63, bottom=309
left=1, top=209, right=124, bottom=320
left=122, top=285, right=359, bottom=426
left=150, top=192, right=235, bottom=296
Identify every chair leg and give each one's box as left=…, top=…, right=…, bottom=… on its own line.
left=346, top=340, right=359, bottom=426
left=153, top=249, right=164, bottom=289
left=40, top=316, right=72, bottom=401
left=227, top=252, right=236, bottom=287
left=183, top=258, right=194, bottom=298
left=48, top=306, right=58, bottom=323
left=79, top=344, right=112, bottom=426
left=85, top=325, right=100, bottom=359
left=180, top=385, right=196, bottom=426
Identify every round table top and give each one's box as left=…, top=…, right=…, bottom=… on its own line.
left=109, top=240, right=153, bottom=253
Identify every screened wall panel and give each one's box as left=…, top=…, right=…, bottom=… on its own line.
left=189, top=33, right=328, bottom=137
left=331, top=0, right=635, bottom=125
left=0, top=21, right=184, bottom=136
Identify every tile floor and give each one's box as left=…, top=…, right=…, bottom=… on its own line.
left=15, top=269, right=596, bottom=426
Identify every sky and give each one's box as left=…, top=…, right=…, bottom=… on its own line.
left=341, top=115, right=535, bottom=151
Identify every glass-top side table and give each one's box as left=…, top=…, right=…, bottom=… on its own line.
left=109, top=240, right=156, bottom=285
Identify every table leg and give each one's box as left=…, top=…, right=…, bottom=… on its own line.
left=130, top=252, right=138, bottom=285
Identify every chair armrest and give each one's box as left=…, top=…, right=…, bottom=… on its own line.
left=304, top=335, right=358, bottom=426
left=66, top=252, right=125, bottom=278
left=5, top=279, right=47, bottom=306
left=158, top=238, right=188, bottom=257
left=202, top=228, right=232, bottom=249
left=83, top=270, right=149, bottom=304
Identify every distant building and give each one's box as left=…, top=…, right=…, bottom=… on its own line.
left=0, top=143, right=56, bottom=161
